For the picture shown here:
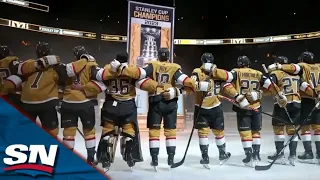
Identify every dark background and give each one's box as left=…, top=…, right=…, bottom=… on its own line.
left=1, top=0, right=320, bottom=111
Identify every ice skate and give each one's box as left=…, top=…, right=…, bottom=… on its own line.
left=122, top=137, right=136, bottom=171
left=167, top=154, right=174, bottom=170
left=219, top=151, right=231, bottom=166
left=150, top=155, right=158, bottom=172
left=87, top=147, right=98, bottom=166
left=288, top=154, right=296, bottom=166
left=242, top=152, right=253, bottom=167
left=252, top=145, right=261, bottom=167
left=298, top=152, right=315, bottom=164
left=102, top=161, right=111, bottom=173
left=200, top=153, right=210, bottom=169
left=316, top=153, right=320, bottom=165
left=267, top=152, right=286, bottom=165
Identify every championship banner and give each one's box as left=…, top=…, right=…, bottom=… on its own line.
left=127, top=1, right=175, bottom=66
left=127, top=2, right=184, bottom=131
left=0, top=98, right=109, bottom=179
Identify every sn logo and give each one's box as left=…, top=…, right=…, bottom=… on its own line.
left=3, top=144, right=58, bottom=175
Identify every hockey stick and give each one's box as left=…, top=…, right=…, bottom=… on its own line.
left=170, top=91, right=207, bottom=169
left=255, top=101, right=320, bottom=171
left=261, top=64, right=301, bottom=140
left=171, top=73, right=212, bottom=169
left=217, top=95, right=294, bottom=124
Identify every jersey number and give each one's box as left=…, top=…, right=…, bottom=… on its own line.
left=30, top=71, right=43, bottom=89
left=240, top=79, right=259, bottom=94
left=310, top=72, right=320, bottom=88
left=282, top=77, right=299, bottom=94
left=0, top=68, right=10, bottom=81
left=109, top=79, right=130, bottom=94
left=206, top=82, right=220, bottom=97
left=156, top=73, right=170, bottom=84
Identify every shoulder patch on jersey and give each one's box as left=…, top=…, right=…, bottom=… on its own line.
left=80, top=54, right=95, bottom=62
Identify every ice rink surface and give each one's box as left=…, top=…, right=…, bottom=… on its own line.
left=54, top=111, right=320, bottom=180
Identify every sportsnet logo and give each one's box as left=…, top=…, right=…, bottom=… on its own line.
left=3, top=144, right=58, bottom=176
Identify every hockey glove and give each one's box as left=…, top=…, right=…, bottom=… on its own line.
left=195, top=80, right=212, bottom=92
left=110, top=59, right=121, bottom=72
left=276, top=92, right=287, bottom=107
left=201, top=63, right=217, bottom=73
left=245, top=90, right=263, bottom=103
left=163, top=87, right=180, bottom=100
left=235, top=94, right=249, bottom=108
left=267, top=63, right=282, bottom=72
left=37, top=55, right=60, bottom=69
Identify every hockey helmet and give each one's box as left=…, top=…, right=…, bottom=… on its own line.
left=73, top=46, right=88, bottom=60
left=274, top=56, right=289, bottom=64
left=116, top=52, right=128, bottom=63
left=237, top=55, right=250, bottom=67
left=298, top=51, right=314, bottom=63
left=36, top=41, right=52, bottom=58
left=201, top=53, right=214, bottom=64
left=0, top=45, right=12, bottom=60
left=158, top=47, right=170, bottom=61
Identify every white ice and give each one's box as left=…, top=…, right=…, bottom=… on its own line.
left=50, top=110, right=320, bottom=180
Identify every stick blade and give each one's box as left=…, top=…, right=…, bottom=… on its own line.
left=255, top=164, right=271, bottom=171
left=170, top=160, right=184, bottom=168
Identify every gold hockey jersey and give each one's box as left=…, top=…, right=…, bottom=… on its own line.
left=0, top=57, right=39, bottom=95
left=270, top=70, right=314, bottom=103
left=121, top=61, right=196, bottom=93
left=222, top=67, right=280, bottom=109
left=21, top=66, right=60, bottom=104
left=281, top=63, right=320, bottom=98
left=88, top=65, right=163, bottom=101
left=191, top=68, right=222, bottom=109
left=63, top=58, right=101, bottom=103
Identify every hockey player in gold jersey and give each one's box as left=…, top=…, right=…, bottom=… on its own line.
left=267, top=56, right=314, bottom=166
left=109, top=48, right=207, bottom=170
left=268, top=51, right=320, bottom=164
left=0, top=45, right=57, bottom=106
left=73, top=52, right=180, bottom=172
left=60, top=46, right=104, bottom=165
left=190, top=53, right=231, bottom=168
left=207, top=55, right=288, bottom=167
left=21, top=42, right=64, bottom=137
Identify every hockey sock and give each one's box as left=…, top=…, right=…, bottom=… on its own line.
left=301, top=131, right=312, bottom=153
left=315, top=141, right=320, bottom=158
left=199, top=135, right=209, bottom=154
left=252, top=133, right=261, bottom=154
left=149, top=137, right=160, bottom=157
left=166, top=137, right=176, bottom=156
left=288, top=134, right=298, bottom=156
left=274, top=134, right=285, bottom=153
left=63, top=136, right=75, bottom=150
left=241, top=139, right=252, bottom=152
left=215, top=135, right=226, bottom=148
left=85, top=137, right=96, bottom=150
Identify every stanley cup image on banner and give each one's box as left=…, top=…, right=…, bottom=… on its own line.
left=127, top=1, right=175, bottom=67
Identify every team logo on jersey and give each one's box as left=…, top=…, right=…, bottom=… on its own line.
left=3, top=144, right=58, bottom=177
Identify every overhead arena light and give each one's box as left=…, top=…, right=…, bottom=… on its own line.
left=0, top=0, right=49, bottom=12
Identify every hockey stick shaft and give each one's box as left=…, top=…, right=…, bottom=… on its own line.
left=255, top=101, right=320, bottom=171
left=171, top=91, right=207, bottom=168
left=262, top=64, right=301, bottom=140
left=171, top=72, right=212, bottom=168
